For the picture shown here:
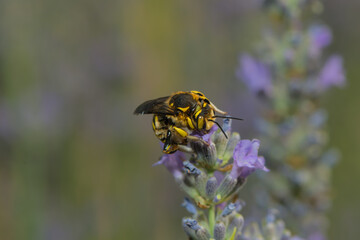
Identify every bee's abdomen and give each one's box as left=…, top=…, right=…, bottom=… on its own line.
left=152, top=115, right=170, bottom=142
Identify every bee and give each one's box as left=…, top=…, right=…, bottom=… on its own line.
left=134, top=91, right=242, bottom=153
left=167, top=90, right=228, bottom=134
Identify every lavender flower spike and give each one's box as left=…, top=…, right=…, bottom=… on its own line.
left=230, top=139, right=269, bottom=179
left=236, top=54, right=272, bottom=96
left=318, top=55, right=346, bottom=91
left=153, top=151, right=185, bottom=179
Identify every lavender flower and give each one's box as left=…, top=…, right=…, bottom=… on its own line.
left=308, top=24, right=332, bottom=57
left=308, top=232, right=326, bottom=240
left=317, top=55, right=346, bottom=90
left=237, top=54, right=272, bottom=96
left=242, top=214, right=303, bottom=240
left=150, top=116, right=304, bottom=239
left=238, top=1, right=345, bottom=238
left=230, top=139, right=269, bottom=179
left=196, top=124, right=218, bottom=143
left=152, top=118, right=277, bottom=239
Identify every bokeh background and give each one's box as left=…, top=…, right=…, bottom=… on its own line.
left=0, top=0, right=359, bottom=239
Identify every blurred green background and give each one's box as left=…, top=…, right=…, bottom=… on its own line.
left=0, top=0, right=359, bottom=239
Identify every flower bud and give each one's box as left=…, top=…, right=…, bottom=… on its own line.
left=214, top=222, right=226, bottom=240
left=194, top=172, right=207, bottom=197
left=195, top=227, right=211, bottom=240
left=205, top=177, right=217, bottom=200
left=228, top=214, right=244, bottom=236
left=220, top=203, right=237, bottom=218
left=242, top=222, right=262, bottom=239
left=182, top=218, right=199, bottom=238
left=183, top=218, right=210, bottom=239
left=177, top=178, right=206, bottom=206
left=216, top=175, right=237, bottom=201
left=222, top=132, right=240, bottom=165
left=181, top=198, right=197, bottom=216
left=191, top=141, right=217, bottom=168
left=262, top=221, right=280, bottom=239
left=213, top=119, right=232, bottom=159
left=266, top=208, right=279, bottom=223
left=184, top=218, right=200, bottom=230
left=183, top=161, right=201, bottom=176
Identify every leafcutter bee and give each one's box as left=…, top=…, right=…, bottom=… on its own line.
left=134, top=91, right=242, bottom=153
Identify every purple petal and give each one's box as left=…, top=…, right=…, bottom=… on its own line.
left=246, top=139, right=261, bottom=159
left=236, top=54, right=272, bottom=96
left=216, top=202, right=227, bottom=210
left=233, top=139, right=260, bottom=164
left=202, top=125, right=218, bottom=143
left=255, top=156, right=269, bottom=172
left=230, top=139, right=269, bottom=179
left=214, top=171, right=225, bottom=186
left=308, top=24, right=332, bottom=57
left=318, top=55, right=346, bottom=90
left=191, top=124, right=218, bottom=144
left=153, top=151, right=185, bottom=178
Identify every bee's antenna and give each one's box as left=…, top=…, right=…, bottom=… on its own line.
left=213, top=115, right=244, bottom=121
left=208, top=119, right=228, bottom=139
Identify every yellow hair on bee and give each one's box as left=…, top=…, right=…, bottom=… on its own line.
left=186, top=117, right=195, bottom=129
left=177, top=106, right=190, bottom=112
left=173, top=127, right=188, bottom=138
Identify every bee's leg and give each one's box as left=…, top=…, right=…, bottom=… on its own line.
left=178, top=145, right=194, bottom=153
left=186, top=135, right=209, bottom=146
left=187, top=136, right=213, bottom=161
left=177, top=136, right=210, bottom=154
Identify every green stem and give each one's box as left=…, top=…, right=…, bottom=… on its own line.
left=208, top=204, right=215, bottom=236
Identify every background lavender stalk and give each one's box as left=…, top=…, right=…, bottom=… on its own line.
left=237, top=0, right=345, bottom=238
left=154, top=119, right=302, bottom=239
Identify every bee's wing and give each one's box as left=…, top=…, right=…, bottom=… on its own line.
left=134, top=96, right=175, bottom=115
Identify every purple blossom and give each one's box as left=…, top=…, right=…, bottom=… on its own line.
left=318, top=55, right=346, bottom=90
left=230, top=139, right=269, bottom=179
left=236, top=54, right=272, bottom=96
left=308, top=232, right=326, bottom=240
left=153, top=151, right=185, bottom=179
left=214, top=171, right=225, bottom=185
left=216, top=202, right=227, bottom=210
left=308, top=24, right=332, bottom=57
left=193, top=125, right=218, bottom=143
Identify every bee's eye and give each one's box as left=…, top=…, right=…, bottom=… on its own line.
left=204, top=99, right=210, bottom=104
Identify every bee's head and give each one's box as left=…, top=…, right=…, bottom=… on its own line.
left=192, top=102, right=215, bottom=131
left=162, top=130, right=179, bottom=154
